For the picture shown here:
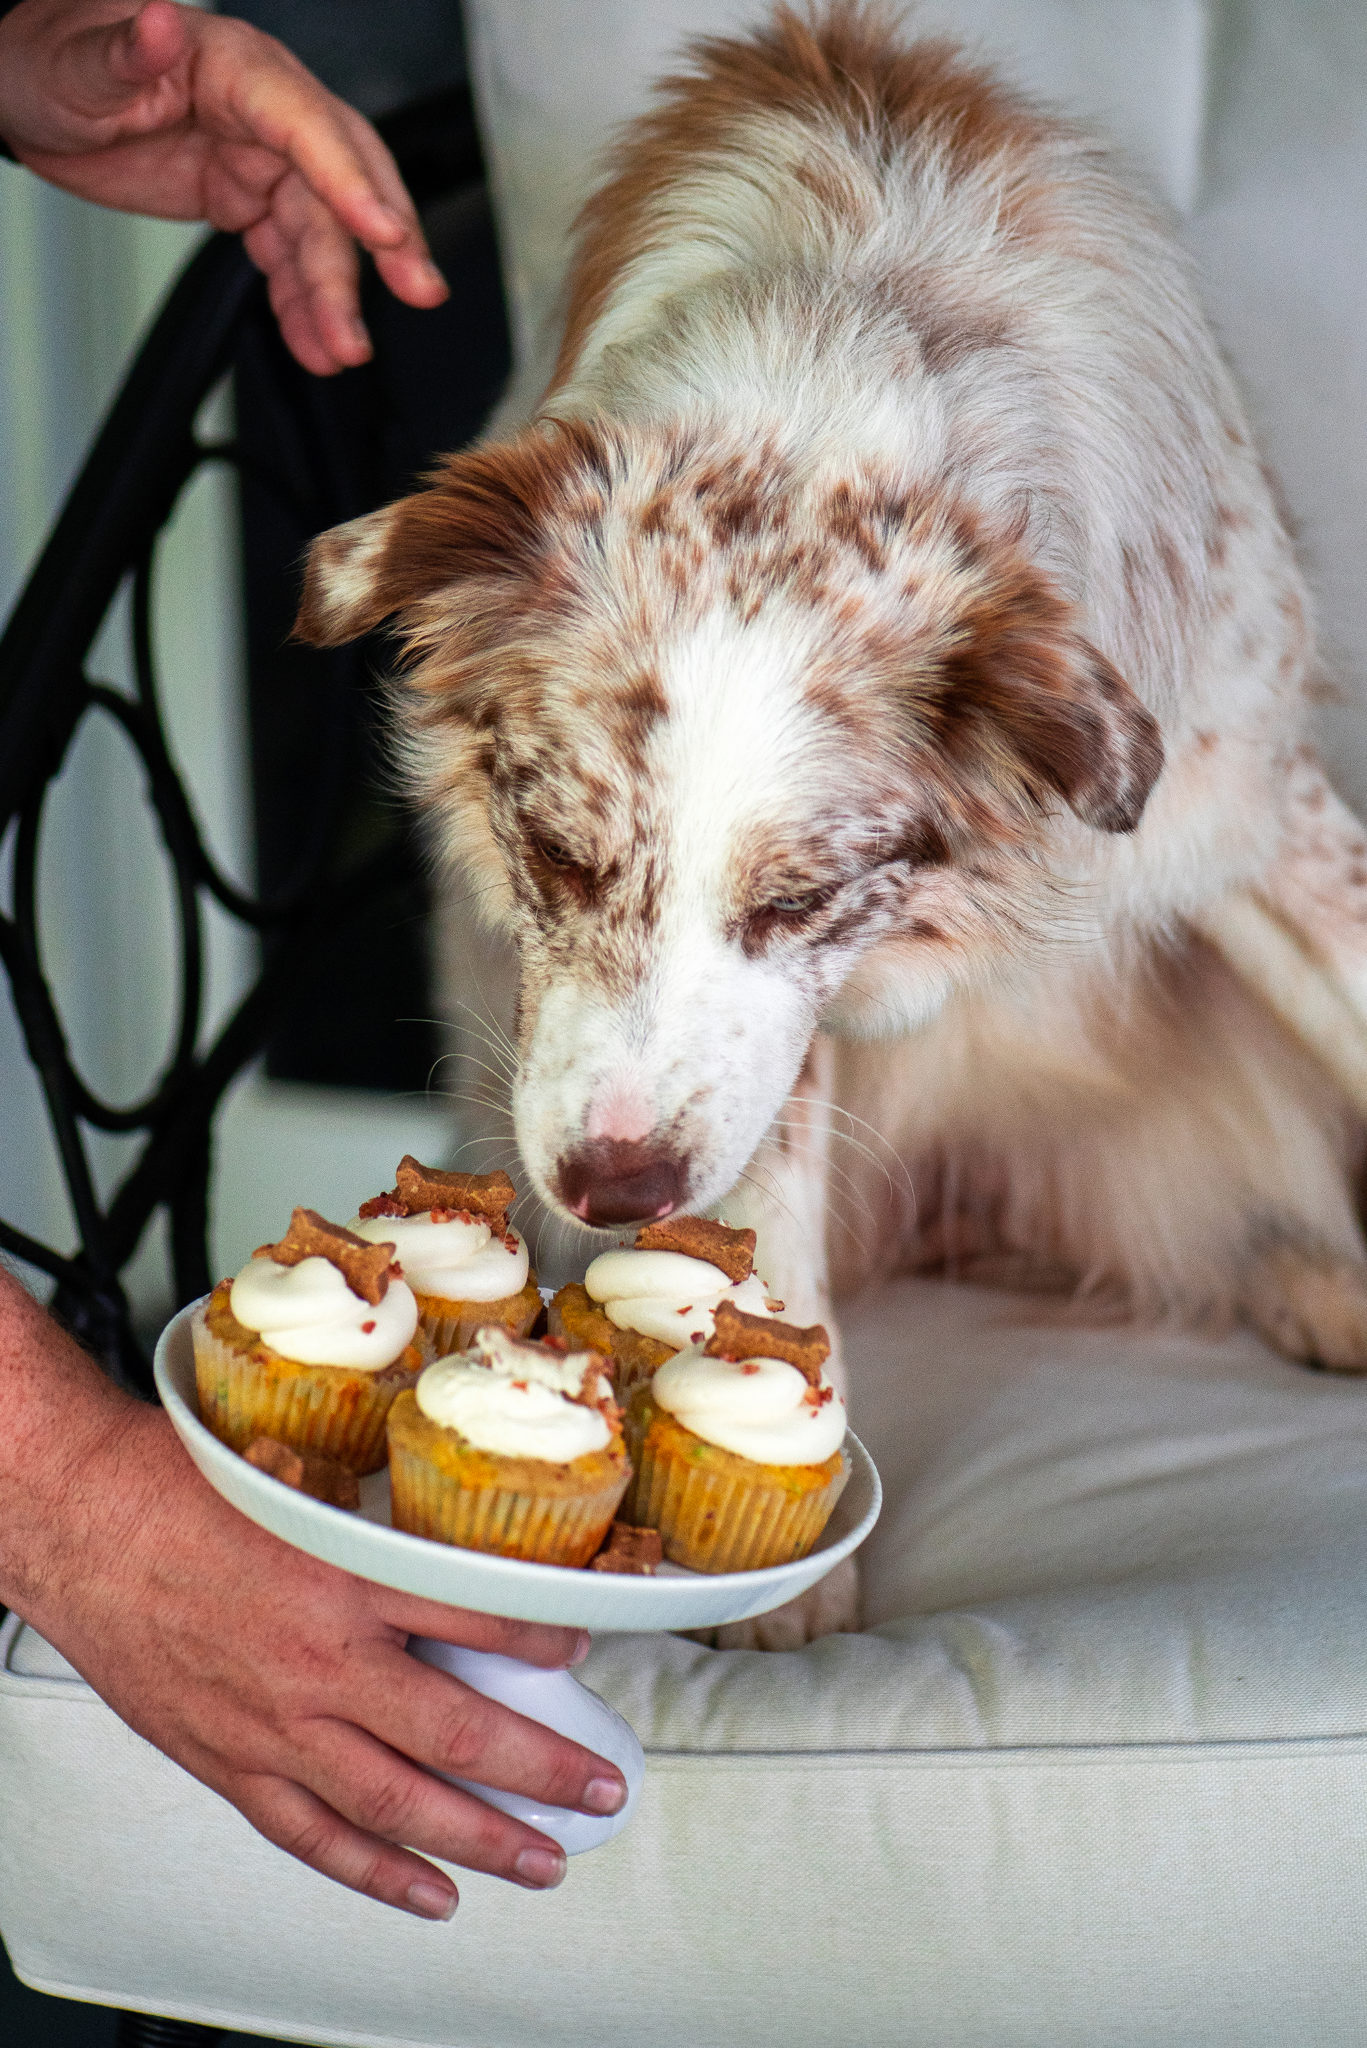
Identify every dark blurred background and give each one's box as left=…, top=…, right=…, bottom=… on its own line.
left=230, top=0, right=511, bottom=1101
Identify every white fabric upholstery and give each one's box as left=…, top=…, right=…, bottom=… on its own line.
left=6, top=5, right=1367, bottom=2039
left=6, top=1278, right=1367, bottom=2046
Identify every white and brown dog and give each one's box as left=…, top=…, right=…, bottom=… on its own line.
left=297, top=4, right=1367, bottom=1636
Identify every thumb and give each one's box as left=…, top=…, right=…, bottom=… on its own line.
left=56, top=2, right=189, bottom=115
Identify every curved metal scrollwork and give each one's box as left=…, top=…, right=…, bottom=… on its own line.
left=0, top=88, right=498, bottom=1397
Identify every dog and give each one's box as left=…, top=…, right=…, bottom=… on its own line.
left=295, top=3, right=1367, bottom=1642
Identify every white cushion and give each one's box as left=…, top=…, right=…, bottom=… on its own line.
left=6, top=1277, right=1367, bottom=2045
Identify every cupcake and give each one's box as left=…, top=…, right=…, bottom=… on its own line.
left=550, top=1215, right=784, bottom=1399
left=626, top=1300, right=849, bottom=1573
left=193, top=1208, right=422, bottom=1475
left=350, top=1156, right=540, bottom=1357
left=386, top=1326, right=631, bottom=1565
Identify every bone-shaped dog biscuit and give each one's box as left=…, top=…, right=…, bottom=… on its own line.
left=634, top=1215, right=756, bottom=1282
left=704, top=1299, right=829, bottom=1384
left=255, top=1207, right=396, bottom=1306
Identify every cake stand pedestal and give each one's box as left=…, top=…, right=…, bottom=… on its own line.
left=409, top=1637, right=643, bottom=1852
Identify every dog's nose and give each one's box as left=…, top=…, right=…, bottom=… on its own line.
left=555, top=1140, right=690, bottom=1226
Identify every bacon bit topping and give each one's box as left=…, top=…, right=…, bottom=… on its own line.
left=589, top=1522, right=663, bottom=1575
left=255, top=1208, right=395, bottom=1306
left=633, top=1214, right=756, bottom=1283
left=765, top=1299, right=786, bottom=1314
left=361, top=1319, right=376, bottom=1334
left=705, top=1300, right=830, bottom=1386
left=741, top=1362, right=761, bottom=1375
left=690, top=1330, right=704, bottom=1344
left=357, top=1191, right=405, bottom=1220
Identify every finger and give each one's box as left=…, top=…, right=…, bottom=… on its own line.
left=372, top=240, right=452, bottom=312
left=355, top=1647, right=628, bottom=1817
left=280, top=184, right=373, bottom=367
left=332, top=105, right=449, bottom=308
left=370, top=1591, right=590, bottom=1672
left=55, top=2, right=188, bottom=116
left=298, top=1720, right=569, bottom=1888
left=221, top=41, right=413, bottom=254
left=232, top=1771, right=462, bottom=1919
left=239, top=216, right=348, bottom=375
left=121, top=0, right=187, bottom=84
left=244, top=176, right=369, bottom=374
left=267, top=269, right=353, bottom=377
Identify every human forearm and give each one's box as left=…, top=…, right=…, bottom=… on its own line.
left=0, top=1265, right=147, bottom=1623
left=0, top=1268, right=626, bottom=1914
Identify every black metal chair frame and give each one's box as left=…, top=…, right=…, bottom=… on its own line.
left=0, top=89, right=493, bottom=2048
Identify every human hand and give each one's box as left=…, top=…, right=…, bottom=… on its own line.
left=0, top=0, right=449, bottom=374
left=0, top=1279, right=626, bottom=1918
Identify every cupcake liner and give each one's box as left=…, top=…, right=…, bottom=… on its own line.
left=192, top=1304, right=419, bottom=1475
left=412, top=1275, right=542, bottom=1361
left=548, top=1282, right=674, bottom=1398
left=387, top=1392, right=629, bottom=1564
left=626, top=1402, right=849, bottom=1572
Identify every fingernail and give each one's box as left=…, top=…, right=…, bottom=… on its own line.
left=406, top=1880, right=458, bottom=1921
left=568, top=1631, right=591, bottom=1667
left=582, top=1776, right=626, bottom=1816
left=514, top=1845, right=566, bottom=1889
left=347, top=314, right=370, bottom=352
left=420, top=259, right=449, bottom=294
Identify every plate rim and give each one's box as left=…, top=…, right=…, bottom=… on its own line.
left=154, top=1297, right=882, bottom=1630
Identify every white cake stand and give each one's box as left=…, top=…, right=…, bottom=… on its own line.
left=154, top=1301, right=882, bottom=1854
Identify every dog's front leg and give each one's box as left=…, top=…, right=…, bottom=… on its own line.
left=702, top=1035, right=862, bottom=1648
left=1199, top=746, right=1367, bottom=1367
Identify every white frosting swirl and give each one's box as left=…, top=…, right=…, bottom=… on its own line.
left=229, top=1255, right=418, bottom=1371
left=415, top=1326, right=611, bottom=1462
left=584, top=1247, right=780, bottom=1347
left=651, top=1341, right=847, bottom=1465
left=348, top=1210, right=529, bottom=1302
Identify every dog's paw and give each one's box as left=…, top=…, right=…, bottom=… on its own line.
left=1243, top=1243, right=1367, bottom=1372
left=697, top=1556, right=862, bottom=1651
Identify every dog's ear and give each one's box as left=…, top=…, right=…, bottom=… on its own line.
left=937, top=575, right=1164, bottom=834
left=293, top=503, right=406, bottom=646
left=293, top=422, right=608, bottom=649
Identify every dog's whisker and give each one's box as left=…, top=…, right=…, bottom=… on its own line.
left=728, top=1163, right=806, bottom=1243
left=445, top=995, right=523, bottom=1074
left=766, top=1114, right=908, bottom=1204
left=443, top=1052, right=517, bottom=1095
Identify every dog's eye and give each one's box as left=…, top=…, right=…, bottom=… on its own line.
left=526, top=829, right=602, bottom=905
left=739, top=884, right=840, bottom=955
left=533, top=834, right=579, bottom=870
left=748, top=886, right=835, bottom=934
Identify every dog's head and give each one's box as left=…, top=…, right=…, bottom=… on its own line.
left=296, top=418, right=1161, bottom=1225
